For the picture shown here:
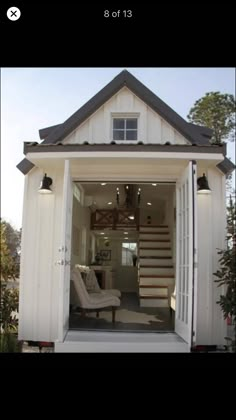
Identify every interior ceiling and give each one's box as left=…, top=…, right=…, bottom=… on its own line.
left=76, top=182, right=175, bottom=209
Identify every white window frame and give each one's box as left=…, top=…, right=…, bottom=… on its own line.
left=121, top=242, right=138, bottom=266
left=111, top=113, right=139, bottom=142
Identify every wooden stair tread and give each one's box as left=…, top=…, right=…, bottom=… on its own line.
left=140, top=295, right=168, bottom=299
left=139, top=256, right=172, bottom=259
left=139, top=240, right=171, bottom=242
left=140, top=232, right=169, bottom=235
left=139, top=225, right=168, bottom=227
left=140, top=275, right=174, bottom=278
left=139, top=248, right=171, bottom=251
left=139, top=285, right=168, bottom=288
left=140, top=265, right=173, bottom=268
left=139, top=247, right=171, bottom=251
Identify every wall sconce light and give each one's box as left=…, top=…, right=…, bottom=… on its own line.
left=38, top=173, right=53, bottom=194
left=197, top=173, right=211, bottom=194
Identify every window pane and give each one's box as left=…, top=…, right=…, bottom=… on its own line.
left=126, top=130, right=137, bottom=140
left=122, top=242, right=137, bottom=266
left=113, top=119, right=124, bottom=129
left=126, top=119, right=137, bottom=129
left=113, top=130, right=125, bottom=140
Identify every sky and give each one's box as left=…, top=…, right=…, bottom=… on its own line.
left=1, top=67, right=235, bottom=229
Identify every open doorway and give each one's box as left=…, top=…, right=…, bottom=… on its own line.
left=69, top=181, right=176, bottom=332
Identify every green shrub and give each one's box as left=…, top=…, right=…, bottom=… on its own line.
left=0, top=332, right=22, bottom=353
left=0, top=285, right=19, bottom=332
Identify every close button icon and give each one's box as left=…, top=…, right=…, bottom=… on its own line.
left=7, top=7, right=21, bottom=21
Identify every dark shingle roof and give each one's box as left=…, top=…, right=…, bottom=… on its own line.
left=17, top=70, right=222, bottom=175
left=40, top=70, right=210, bottom=146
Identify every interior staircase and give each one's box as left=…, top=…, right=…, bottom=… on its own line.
left=138, top=225, right=174, bottom=307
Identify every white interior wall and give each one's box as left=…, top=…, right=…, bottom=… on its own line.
left=140, top=202, right=165, bottom=225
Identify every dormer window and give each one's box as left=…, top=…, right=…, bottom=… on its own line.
left=113, top=118, right=138, bottom=141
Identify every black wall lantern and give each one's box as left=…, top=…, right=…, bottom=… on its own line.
left=38, top=173, right=53, bottom=194
left=197, top=173, right=211, bottom=194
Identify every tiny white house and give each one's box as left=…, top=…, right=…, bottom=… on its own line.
left=17, top=70, right=235, bottom=352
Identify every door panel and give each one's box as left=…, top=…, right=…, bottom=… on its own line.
left=175, top=161, right=197, bottom=347
left=58, top=160, right=73, bottom=341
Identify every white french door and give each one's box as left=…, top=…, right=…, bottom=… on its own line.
left=175, top=161, right=197, bottom=347
left=58, top=160, right=73, bottom=342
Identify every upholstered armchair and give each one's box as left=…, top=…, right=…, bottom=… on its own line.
left=85, top=269, right=121, bottom=298
left=71, top=267, right=120, bottom=323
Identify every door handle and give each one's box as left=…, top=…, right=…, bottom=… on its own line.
left=58, top=246, right=68, bottom=252
left=55, top=260, right=64, bottom=265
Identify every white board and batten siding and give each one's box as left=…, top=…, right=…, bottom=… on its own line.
left=63, top=87, right=189, bottom=146
left=18, top=166, right=65, bottom=342
left=196, top=167, right=227, bottom=345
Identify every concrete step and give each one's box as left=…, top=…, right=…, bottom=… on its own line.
left=55, top=331, right=189, bottom=352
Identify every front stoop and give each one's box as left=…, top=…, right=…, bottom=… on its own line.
left=55, top=331, right=189, bottom=352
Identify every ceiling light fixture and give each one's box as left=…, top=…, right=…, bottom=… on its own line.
left=147, top=202, right=152, bottom=206
left=152, top=183, right=157, bottom=186
left=107, top=201, right=113, bottom=205
left=101, top=183, right=106, bottom=186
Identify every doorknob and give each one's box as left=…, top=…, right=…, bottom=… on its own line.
left=55, top=260, right=65, bottom=265
left=58, top=246, right=68, bottom=252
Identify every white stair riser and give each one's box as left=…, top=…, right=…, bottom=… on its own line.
left=139, top=241, right=171, bottom=249
left=140, top=299, right=169, bottom=308
left=140, top=258, right=172, bottom=266
left=140, top=234, right=170, bottom=240
left=139, top=288, right=168, bottom=296
left=140, top=267, right=174, bottom=276
left=139, top=277, right=174, bottom=286
left=139, top=249, right=172, bottom=257
left=139, top=227, right=169, bottom=233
